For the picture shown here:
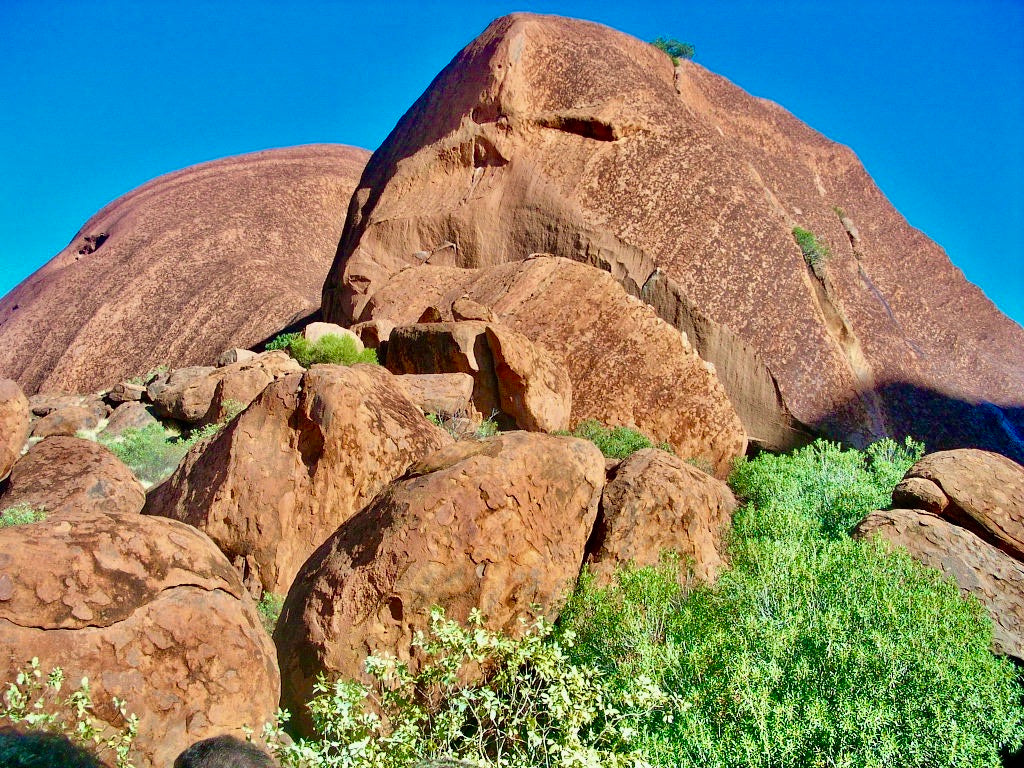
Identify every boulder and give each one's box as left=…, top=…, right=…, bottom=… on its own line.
left=303, top=321, right=364, bottom=350
left=107, top=381, right=147, bottom=403
left=395, top=373, right=476, bottom=417
left=359, top=257, right=746, bottom=476
left=275, top=431, right=605, bottom=735
left=350, top=318, right=395, bottom=350
left=144, top=364, right=451, bottom=596
left=322, top=12, right=1024, bottom=459
left=898, top=449, right=1024, bottom=561
left=30, top=405, right=101, bottom=439
left=587, top=448, right=737, bottom=584
left=0, top=510, right=280, bottom=768
left=385, top=320, right=572, bottom=433
left=0, top=144, right=370, bottom=396
left=28, top=393, right=98, bottom=417
left=0, top=379, right=29, bottom=480
left=854, top=508, right=1024, bottom=662
left=103, top=401, right=159, bottom=437
left=0, top=436, right=145, bottom=517
left=216, top=348, right=258, bottom=367
left=148, top=366, right=218, bottom=423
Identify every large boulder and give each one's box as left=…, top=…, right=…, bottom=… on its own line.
left=0, top=379, right=29, bottom=479
left=0, top=144, right=370, bottom=396
left=587, top=448, right=737, bottom=584
left=322, top=13, right=1024, bottom=459
left=894, top=449, right=1024, bottom=561
left=853, top=508, right=1024, bottom=662
left=29, top=405, right=101, bottom=439
left=358, top=257, right=746, bottom=476
left=395, top=373, right=476, bottom=417
left=275, top=431, right=606, bottom=735
left=0, top=436, right=145, bottom=517
left=385, top=320, right=572, bottom=432
left=144, top=364, right=451, bottom=596
left=0, top=510, right=280, bottom=767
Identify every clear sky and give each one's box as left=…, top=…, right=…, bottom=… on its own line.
left=2, top=0, right=1022, bottom=325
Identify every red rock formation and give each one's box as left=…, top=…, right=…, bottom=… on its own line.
left=0, top=144, right=369, bottom=396
left=0, top=379, right=29, bottom=479
left=322, top=13, right=1024, bottom=458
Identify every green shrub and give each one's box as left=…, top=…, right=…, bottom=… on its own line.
left=0, top=502, right=46, bottom=527
left=558, top=437, right=1023, bottom=767
left=557, top=419, right=671, bottom=460
left=652, top=37, right=695, bottom=63
left=1, top=658, right=138, bottom=768
left=98, top=421, right=224, bottom=488
left=263, top=609, right=666, bottom=768
left=269, top=332, right=378, bottom=368
left=427, top=411, right=500, bottom=441
left=792, top=226, right=831, bottom=268
left=257, top=592, right=285, bottom=635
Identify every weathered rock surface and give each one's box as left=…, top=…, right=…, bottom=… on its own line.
left=0, top=436, right=145, bottom=517
left=275, top=431, right=605, bottom=735
left=28, top=393, right=103, bottom=417
left=216, top=348, right=258, bottom=367
left=144, top=364, right=451, bottom=596
left=322, top=12, right=1024, bottom=459
left=395, top=373, right=476, bottom=416
left=386, top=320, right=572, bottom=432
left=0, top=510, right=280, bottom=768
left=107, top=381, right=147, bottom=403
left=0, top=144, right=370, bottom=396
left=359, top=257, right=745, bottom=476
left=0, top=379, right=29, bottom=479
left=587, top=448, right=736, bottom=584
left=103, top=401, right=159, bottom=437
left=854, top=508, right=1024, bottom=662
left=897, top=449, right=1024, bottom=561
left=29, top=405, right=101, bottom=439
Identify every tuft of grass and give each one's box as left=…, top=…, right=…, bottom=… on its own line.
left=792, top=226, right=831, bottom=269
left=556, top=419, right=671, bottom=460
left=268, top=332, right=378, bottom=368
left=0, top=503, right=47, bottom=527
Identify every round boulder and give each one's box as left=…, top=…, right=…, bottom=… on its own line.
left=0, top=379, right=30, bottom=479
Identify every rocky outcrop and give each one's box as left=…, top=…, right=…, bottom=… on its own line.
left=854, top=508, right=1024, bottom=662
left=357, top=257, right=745, bottom=476
left=275, top=431, right=605, bottom=736
left=0, top=144, right=370, bottom=396
left=30, top=405, right=102, bottom=439
left=395, top=373, right=476, bottom=417
left=385, top=320, right=572, bottom=432
left=0, top=437, right=145, bottom=517
left=144, top=364, right=451, bottom=596
left=321, top=12, right=1024, bottom=458
left=0, top=379, right=29, bottom=479
left=103, top=401, right=159, bottom=437
left=896, top=449, right=1024, bottom=561
left=0, top=510, right=280, bottom=767
left=587, top=448, right=736, bottom=584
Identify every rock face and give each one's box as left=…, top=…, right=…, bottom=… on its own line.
left=854, top=508, right=1024, bottom=662
left=897, top=449, right=1024, bottom=561
left=275, top=431, right=605, bottom=736
left=322, top=13, right=1024, bottom=459
left=0, top=144, right=370, bottom=396
left=0, top=510, right=280, bottom=768
left=144, top=364, right=451, bottom=596
left=395, top=373, right=476, bottom=416
left=0, top=379, right=29, bottom=479
left=587, top=448, right=737, bottom=584
left=29, top=405, right=101, bottom=439
left=0, top=437, right=145, bottom=517
left=385, top=320, right=572, bottom=432
left=357, top=257, right=745, bottom=476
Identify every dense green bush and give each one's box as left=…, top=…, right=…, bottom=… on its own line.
left=792, top=226, right=831, bottom=268
left=652, top=37, right=695, bottom=63
left=0, top=502, right=47, bottom=527
left=557, top=419, right=671, bottom=460
left=257, top=592, right=285, bottom=635
left=267, top=332, right=378, bottom=368
left=98, top=421, right=221, bottom=487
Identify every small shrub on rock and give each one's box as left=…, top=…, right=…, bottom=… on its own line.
left=0, top=503, right=46, bottom=527
left=257, top=592, right=285, bottom=635
left=792, top=226, right=831, bottom=269
left=651, top=37, right=695, bottom=63
left=267, top=332, right=378, bottom=368
left=558, top=419, right=671, bottom=460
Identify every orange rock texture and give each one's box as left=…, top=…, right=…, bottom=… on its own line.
left=322, top=13, right=1024, bottom=459
left=0, top=144, right=369, bottom=395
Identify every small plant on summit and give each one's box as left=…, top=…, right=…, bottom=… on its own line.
left=0, top=503, right=46, bottom=528
left=557, top=419, right=672, bottom=460
left=266, top=332, right=378, bottom=368
left=792, top=226, right=831, bottom=268
left=651, top=37, right=695, bottom=64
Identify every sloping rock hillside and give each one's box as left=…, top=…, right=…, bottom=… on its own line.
left=0, top=144, right=369, bottom=395
left=322, top=12, right=1024, bottom=459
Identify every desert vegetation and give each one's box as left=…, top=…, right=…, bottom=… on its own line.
left=651, top=37, right=695, bottom=63
left=556, top=419, right=672, bottom=459
left=792, top=226, right=831, bottom=268
left=267, top=332, right=378, bottom=367
left=96, top=421, right=221, bottom=487
left=0, top=502, right=46, bottom=527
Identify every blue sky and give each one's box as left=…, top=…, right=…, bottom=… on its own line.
left=2, top=0, right=1022, bottom=325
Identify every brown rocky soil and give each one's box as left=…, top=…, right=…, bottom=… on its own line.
left=322, top=12, right=1024, bottom=459
left=0, top=144, right=369, bottom=396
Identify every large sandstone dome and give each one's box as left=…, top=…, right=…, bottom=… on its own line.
left=323, top=13, right=1024, bottom=459
left=0, top=144, right=369, bottom=395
